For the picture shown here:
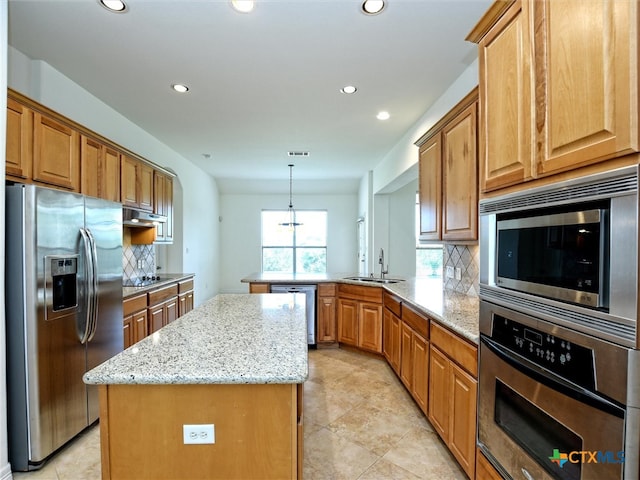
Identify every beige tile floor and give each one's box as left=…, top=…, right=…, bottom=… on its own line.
left=12, top=347, right=466, bottom=480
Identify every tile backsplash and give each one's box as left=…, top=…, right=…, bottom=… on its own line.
left=122, top=229, right=156, bottom=281
left=444, top=244, right=479, bottom=297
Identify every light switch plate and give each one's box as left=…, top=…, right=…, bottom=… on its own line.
left=446, top=266, right=454, bottom=279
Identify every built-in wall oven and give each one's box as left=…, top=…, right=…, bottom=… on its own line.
left=478, top=166, right=640, bottom=480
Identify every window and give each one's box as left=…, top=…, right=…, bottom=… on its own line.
left=262, top=210, right=327, bottom=274
left=415, top=193, right=443, bottom=278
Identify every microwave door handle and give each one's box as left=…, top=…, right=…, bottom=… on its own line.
left=481, top=336, right=624, bottom=417
left=78, top=228, right=93, bottom=344
left=85, top=228, right=99, bottom=342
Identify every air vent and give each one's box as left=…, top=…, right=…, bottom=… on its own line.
left=480, top=166, right=638, bottom=215
left=287, top=151, right=309, bottom=157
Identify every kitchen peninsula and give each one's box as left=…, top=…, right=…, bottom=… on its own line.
left=84, top=293, right=308, bottom=480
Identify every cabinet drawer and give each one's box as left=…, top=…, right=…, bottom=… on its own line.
left=338, top=284, right=383, bottom=303
left=403, top=304, right=429, bottom=339
left=178, top=278, right=194, bottom=293
left=123, top=293, right=147, bottom=316
left=148, top=283, right=179, bottom=306
left=318, top=283, right=336, bottom=297
left=430, top=321, right=477, bottom=377
left=383, top=291, right=402, bottom=317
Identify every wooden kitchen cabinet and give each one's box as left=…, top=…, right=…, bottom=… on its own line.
left=468, top=0, right=639, bottom=193
left=123, top=293, right=148, bottom=350
left=147, top=283, right=180, bottom=334
left=337, top=284, right=383, bottom=353
left=121, top=155, right=153, bottom=211
left=5, top=97, right=33, bottom=181
left=178, top=278, right=195, bottom=317
left=80, top=135, right=121, bottom=202
left=317, top=283, right=337, bottom=343
left=416, top=90, right=478, bottom=242
left=249, top=283, right=270, bottom=294
left=33, top=112, right=80, bottom=191
left=418, top=134, right=442, bottom=240
left=476, top=449, right=504, bottom=480
left=154, top=170, right=174, bottom=243
left=428, top=322, right=477, bottom=479
left=382, top=292, right=402, bottom=372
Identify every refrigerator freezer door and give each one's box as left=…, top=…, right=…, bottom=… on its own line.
left=84, top=195, right=123, bottom=423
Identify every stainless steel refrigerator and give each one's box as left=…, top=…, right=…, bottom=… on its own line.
left=5, top=184, right=123, bottom=471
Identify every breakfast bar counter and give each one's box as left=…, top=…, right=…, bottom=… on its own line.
left=84, top=293, right=308, bottom=480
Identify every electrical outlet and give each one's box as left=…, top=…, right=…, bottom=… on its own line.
left=455, top=267, right=462, bottom=280
left=137, top=259, right=142, bottom=269
left=183, top=424, right=215, bottom=444
left=446, top=266, right=454, bottom=279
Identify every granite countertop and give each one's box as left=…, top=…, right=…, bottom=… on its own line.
left=84, top=293, right=308, bottom=385
left=241, top=273, right=479, bottom=344
left=123, top=272, right=195, bottom=299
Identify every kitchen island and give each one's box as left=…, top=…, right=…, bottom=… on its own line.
left=84, top=293, right=308, bottom=480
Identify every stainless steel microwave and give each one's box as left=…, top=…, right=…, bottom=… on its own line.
left=479, top=166, right=638, bottom=347
left=496, top=205, right=608, bottom=309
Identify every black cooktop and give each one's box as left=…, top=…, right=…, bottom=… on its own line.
left=123, top=275, right=163, bottom=287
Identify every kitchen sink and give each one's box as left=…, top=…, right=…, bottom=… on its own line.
left=343, top=276, right=404, bottom=284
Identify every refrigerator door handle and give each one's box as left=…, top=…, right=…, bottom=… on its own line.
left=79, top=228, right=95, bottom=344
left=85, top=228, right=99, bottom=342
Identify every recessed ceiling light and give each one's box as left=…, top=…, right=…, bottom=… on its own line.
left=340, top=85, right=358, bottom=94
left=376, top=111, right=390, bottom=120
left=231, top=0, right=255, bottom=13
left=171, top=84, right=190, bottom=93
left=99, top=0, right=127, bottom=13
left=362, top=0, right=385, bottom=15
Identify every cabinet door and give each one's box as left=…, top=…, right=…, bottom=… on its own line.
left=33, top=112, right=80, bottom=190
left=534, top=0, right=638, bottom=176
left=383, top=309, right=401, bottom=374
left=476, top=0, right=533, bottom=192
left=449, top=362, right=477, bottom=479
left=358, top=302, right=382, bottom=353
left=318, top=296, right=337, bottom=343
left=123, top=315, right=134, bottom=350
left=418, top=134, right=442, bottom=241
left=133, top=310, right=148, bottom=344
left=148, top=305, right=165, bottom=334
left=6, top=98, right=33, bottom=180
left=441, top=102, right=478, bottom=241
left=399, top=322, right=414, bottom=389
left=102, top=146, right=121, bottom=202
left=138, top=162, right=154, bottom=211
left=337, top=298, right=358, bottom=346
left=428, top=345, right=450, bottom=442
left=249, top=283, right=270, bottom=294
left=121, top=155, right=139, bottom=207
left=163, top=176, right=173, bottom=242
left=80, top=135, right=101, bottom=198
left=166, top=297, right=179, bottom=324
left=411, top=333, right=429, bottom=415
left=476, top=449, right=503, bottom=480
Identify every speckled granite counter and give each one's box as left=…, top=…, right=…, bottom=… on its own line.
left=84, top=293, right=308, bottom=385
left=241, top=273, right=479, bottom=343
left=122, top=272, right=194, bottom=299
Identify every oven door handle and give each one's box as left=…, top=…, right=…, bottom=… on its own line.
left=481, top=336, right=625, bottom=418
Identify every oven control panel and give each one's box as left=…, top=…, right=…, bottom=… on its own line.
left=491, top=314, right=595, bottom=389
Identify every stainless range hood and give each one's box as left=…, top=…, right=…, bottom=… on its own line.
left=123, top=207, right=167, bottom=227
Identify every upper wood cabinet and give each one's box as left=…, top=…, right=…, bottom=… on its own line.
left=121, top=155, right=153, bottom=211
left=468, top=0, right=639, bottom=192
left=154, top=171, right=173, bottom=243
left=33, top=112, right=80, bottom=191
left=81, top=135, right=121, bottom=202
left=6, top=97, right=33, bottom=181
left=416, top=90, right=478, bottom=242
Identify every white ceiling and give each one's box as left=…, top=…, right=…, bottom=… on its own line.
left=7, top=0, right=490, bottom=193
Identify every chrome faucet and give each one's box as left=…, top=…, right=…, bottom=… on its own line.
left=378, top=248, right=388, bottom=278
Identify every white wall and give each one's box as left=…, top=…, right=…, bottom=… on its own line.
left=388, top=179, right=419, bottom=277
left=219, top=192, right=358, bottom=293
left=1, top=3, right=11, bottom=479
left=8, top=47, right=220, bottom=305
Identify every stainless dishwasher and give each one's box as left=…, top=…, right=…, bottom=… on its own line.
left=270, top=284, right=316, bottom=345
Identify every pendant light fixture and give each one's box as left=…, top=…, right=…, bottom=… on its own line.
left=280, top=164, right=303, bottom=229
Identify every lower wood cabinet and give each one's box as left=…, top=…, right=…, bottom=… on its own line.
left=383, top=308, right=401, bottom=373
left=337, top=284, right=383, bottom=353
left=317, top=283, right=337, bottom=343
left=475, top=448, right=504, bottom=480
left=249, top=282, right=270, bottom=294
left=428, top=322, right=478, bottom=479
left=123, top=293, right=148, bottom=350
left=178, top=278, right=195, bottom=316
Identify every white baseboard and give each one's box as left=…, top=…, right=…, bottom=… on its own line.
left=0, top=463, right=12, bottom=480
